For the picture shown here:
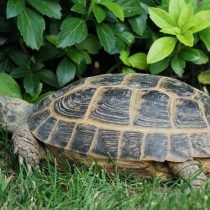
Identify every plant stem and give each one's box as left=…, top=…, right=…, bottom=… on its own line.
left=106, top=63, right=121, bottom=73
left=86, top=1, right=93, bottom=20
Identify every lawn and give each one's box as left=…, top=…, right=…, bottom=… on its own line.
left=1, top=130, right=210, bottom=210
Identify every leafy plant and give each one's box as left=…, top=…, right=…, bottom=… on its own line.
left=147, top=0, right=210, bottom=77
left=0, top=73, right=22, bottom=98
left=0, top=0, right=210, bottom=101
left=0, top=0, right=148, bottom=101
left=120, top=51, right=148, bottom=71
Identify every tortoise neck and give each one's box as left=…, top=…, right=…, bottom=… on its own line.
left=0, top=96, right=34, bottom=132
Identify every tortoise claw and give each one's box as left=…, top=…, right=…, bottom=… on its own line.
left=18, top=155, right=33, bottom=173
left=18, top=155, right=24, bottom=165
left=26, top=163, right=32, bottom=172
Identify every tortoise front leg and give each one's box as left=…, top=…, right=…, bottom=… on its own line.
left=168, top=160, right=207, bottom=188
left=12, top=124, right=42, bottom=169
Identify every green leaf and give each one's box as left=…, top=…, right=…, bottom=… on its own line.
left=110, top=38, right=126, bottom=54
left=9, top=48, right=30, bottom=67
left=71, top=2, right=86, bottom=14
left=27, top=0, right=61, bottom=19
left=35, top=44, right=64, bottom=62
left=117, top=31, right=135, bottom=45
left=119, top=51, right=130, bottom=66
left=77, top=35, right=102, bottom=54
left=198, top=70, right=210, bottom=84
left=160, top=27, right=180, bottom=35
left=76, top=62, right=87, bottom=77
left=178, top=3, right=193, bottom=31
left=10, top=67, right=30, bottom=78
left=191, top=10, right=210, bottom=33
left=57, top=18, right=88, bottom=48
left=0, top=73, right=22, bottom=98
left=45, top=35, right=57, bottom=46
left=122, top=67, right=136, bottom=74
left=171, top=55, right=185, bottom=77
left=92, top=3, right=106, bottom=23
left=180, top=48, right=209, bottom=64
left=185, top=0, right=197, bottom=11
left=149, top=58, right=170, bottom=74
left=0, top=59, right=14, bottom=73
left=34, top=91, right=54, bottom=103
left=176, top=30, right=194, bottom=46
left=169, top=0, right=186, bottom=22
left=67, top=49, right=91, bottom=64
left=128, top=53, right=148, bottom=70
left=116, top=0, right=144, bottom=17
left=96, top=23, right=116, bottom=53
left=199, top=26, right=210, bottom=51
left=149, top=7, right=175, bottom=29
left=31, top=62, right=44, bottom=71
left=147, top=37, right=177, bottom=64
left=114, top=22, right=128, bottom=33
left=17, top=8, right=45, bottom=49
left=56, top=57, right=76, bottom=87
left=38, top=69, right=58, bottom=87
left=23, top=73, right=42, bottom=97
left=196, top=0, right=210, bottom=12
left=6, top=0, right=25, bottom=18
left=128, top=14, right=147, bottom=36
left=99, top=1, right=124, bottom=21
left=23, top=82, right=42, bottom=102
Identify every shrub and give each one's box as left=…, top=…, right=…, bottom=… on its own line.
left=1, top=0, right=210, bottom=101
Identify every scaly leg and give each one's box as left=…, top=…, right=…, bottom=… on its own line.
left=168, top=160, right=207, bottom=188
left=12, top=124, right=41, bottom=169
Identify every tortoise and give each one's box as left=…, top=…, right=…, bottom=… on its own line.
left=1, top=73, right=210, bottom=188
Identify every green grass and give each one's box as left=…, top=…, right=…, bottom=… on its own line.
left=1, top=130, right=210, bottom=210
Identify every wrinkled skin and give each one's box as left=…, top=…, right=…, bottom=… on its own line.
left=0, top=96, right=42, bottom=167
left=0, top=96, right=33, bottom=132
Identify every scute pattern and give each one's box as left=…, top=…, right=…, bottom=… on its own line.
left=71, top=124, right=96, bottom=154
left=90, top=88, right=131, bottom=124
left=143, top=133, right=168, bottom=161
left=134, top=91, right=171, bottom=128
left=92, top=129, right=120, bottom=158
left=125, top=74, right=160, bottom=89
left=174, top=99, right=207, bottom=128
left=33, top=97, right=51, bottom=112
left=161, top=78, right=194, bottom=97
left=169, top=134, right=192, bottom=161
left=51, top=121, right=75, bottom=148
left=28, top=73, right=210, bottom=162
left=191, top=133, right=210, bottom=157
left=89, top=74, right=125, bottom=86
left=53, top=78, right=85, bottom=98
left=120, top=131, right=144, bottom=159
left=195, top=91, right=210, bottom=125
left=29, top=110, right=50, bottom=131
left=36, top=117, right=57, bottom=141
left=54, top=88, right=96, bottom=119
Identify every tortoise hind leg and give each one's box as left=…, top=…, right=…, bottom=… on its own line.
left=168, top=160, right=207, bottom=188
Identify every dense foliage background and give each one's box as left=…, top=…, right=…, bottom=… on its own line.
left=1, top=0, right=210, bottom=101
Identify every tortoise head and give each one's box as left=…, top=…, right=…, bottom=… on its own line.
left=0, top=96, right=33, bottom=132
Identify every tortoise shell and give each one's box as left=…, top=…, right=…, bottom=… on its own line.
left=28, top=74, right=210, bottom=165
